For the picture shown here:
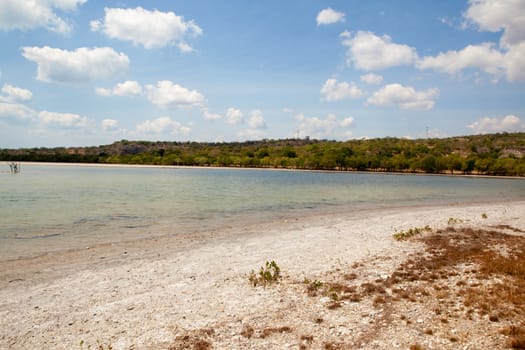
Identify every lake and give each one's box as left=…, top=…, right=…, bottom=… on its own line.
left=1, top=163, right=524, bottom=259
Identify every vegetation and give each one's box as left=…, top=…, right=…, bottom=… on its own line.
left=393, top=225, right=432, bottom=241
left=301, top=225, right=525, bottom=348
left=1, top=132, right=524, bottom=176
left=248, top=260, right=281, bottom=287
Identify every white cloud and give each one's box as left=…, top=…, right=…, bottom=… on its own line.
left=226, top=107, right=244, bottom=125
left=91, top=7, right=202, bottom=50
left=101, top=119, right=119, bottom=131
left=320, top=79, right=364, bottom=102
left=340, top=117, right=354, bottom=128
left=136, top=116, right=191, bottom=135
left=295, top=113, right=354, bottom=139
left=96, top=80, right=142, bottom=97
left=317, top=8, right=345, bottom=26
left=238, top=128, right=266, bottom=140
left=417, top=43, right=505, bottom=78
left=177, top=42, right=194, bottom=53
left=360, top=73, right=384, bottom=85
left=202, top=108, right=222, bottom=121
left=238, top=110, right=267, bottom=140
left=0, top=0, right=86, bottom=34
left=468, top=115, right=524, bottom=134
left=247, top=110, right=267, bottom=129
left=464, top=0, right=525, bottom=48
left=504, top=42, right=525, bottom=82
left=0, top=102, right=35, bottom=122
left=367, top=83, right=439, bottom=111
left=0, top=84, right=33, bottom=103
left=342, top=31, right=418, bottom=70
left=339, top=30, right=351, bottom=38
left=38, top=110, right=92, bottom=129
left=417, top=42, right=525, bottom=82
left=21, top=46, right=130, bottom=83
left=145, top=80, right=205, bottom=108
left=418, top=0, right=525, bottom=82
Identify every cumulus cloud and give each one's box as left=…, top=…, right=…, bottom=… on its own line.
left=417, top=42, right=505, bottom=78
left=320, top=79, right=364, bottom=102
left=96, top=80, right=142, bottom=97
left=202, top=108, right=222, bottom=121
left=316, top=8, right=345, bottom=26
left=238, top=128, right=266, bottom=140
left=418, top=0, right=525, bottom=82
left=0, top=102, right=35, bottom=122
left=101, top=118, right=119, bottom=131
left=136, top=116, right=191, bottom=135
left=340, top=117, right=354, bottom=127
left=360, top=73, right=384, bottom=85
left=145, top=80, right=205, bottom=108
left=91, top=7, right=202, bottom=50
left=226, top=108, right=244, bottom=125
left=295, top=113, right=355, bottom=139
left=0, top=84, right=33, bottom=103
left=342, top=31, right=418, bottom=70
left=468, top=115, right=524, bottom=134
left=367, top=84, right=439, bottom=111
left=21, top=46, right=129, bottom=83
left=247, top=110, right=267, bottom=129
left=463, top=0, right=525, bottom=48
left=38, top=110, right=92, bottom=129
left=0, top=0, right=86, bottom=34
left=417, top=42, right=525, bottom=82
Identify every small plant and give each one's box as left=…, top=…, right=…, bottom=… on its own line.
left=249, top=260, right=281, bottom=287
left=304, top=278, right=323, bottom=295
left=482, top=213, right=488, bottom=219
left=393, top=225, right=432, bottom=241
left=447, top=217, right=463, bottom=225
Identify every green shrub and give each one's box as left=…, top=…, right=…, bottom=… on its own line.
left=249, top=260, right=281, bottom=287
left=393, top=225, right=432, bottom=241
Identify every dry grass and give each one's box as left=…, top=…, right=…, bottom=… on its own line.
left=260, top=326, right=292, bottom=339
left=240, top=324, right=254, bottom=339
left=168, top=329, right=214, bottom=350
left=501, top=325, right=525, bottom=349
left=302, top=225, right=525, bottom=348
left=168, top=225, right=524, bottom=349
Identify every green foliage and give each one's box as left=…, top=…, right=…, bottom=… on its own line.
left=447, top=217, right=464, bottom=225
left=248, top=260, right=281, bottom=287
left=1, top=133, right=524, bottom=176
left=393, top=225, right=432, bottom=241
left=303, top=278, right=323, bottom=293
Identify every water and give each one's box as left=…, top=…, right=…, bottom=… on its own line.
left=1, top=163, right=524, bottom=259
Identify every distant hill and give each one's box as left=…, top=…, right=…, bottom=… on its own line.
left=1, top=133, right=524, bottom=176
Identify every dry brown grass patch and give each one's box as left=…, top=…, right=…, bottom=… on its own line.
left=168, top=328, right=214, bottom=350
left=298, top=225, right=524, bottom=347
left=260, top=326, right=292, bottom=339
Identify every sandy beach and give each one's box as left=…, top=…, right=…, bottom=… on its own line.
left=1, top=201, right=524, bottom=349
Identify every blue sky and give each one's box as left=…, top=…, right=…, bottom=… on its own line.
left=0, top=0, right=524, bottom=147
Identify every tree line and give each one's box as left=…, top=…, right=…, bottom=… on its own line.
left=1, top=133, right=524, bottom=176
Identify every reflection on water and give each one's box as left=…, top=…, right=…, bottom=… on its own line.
left=1, top=164, right=524, bottom=259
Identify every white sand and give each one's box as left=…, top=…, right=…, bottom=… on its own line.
left=1, top=201, right=524, bottom=349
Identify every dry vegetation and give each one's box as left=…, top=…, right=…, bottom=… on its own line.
left=167, top=224, right=525, bottom=349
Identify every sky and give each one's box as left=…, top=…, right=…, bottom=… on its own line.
left=0, top=0, right=524, bottom=148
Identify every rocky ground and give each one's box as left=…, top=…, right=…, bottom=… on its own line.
left=1, top=202, right=524, bottom=350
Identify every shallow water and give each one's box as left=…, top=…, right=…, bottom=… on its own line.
left=1, top=163, right=524, bottom=259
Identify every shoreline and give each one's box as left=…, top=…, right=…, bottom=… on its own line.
left=1, top=200, right=524, bottom=349
left=7, top=161, right=525, bottom=180
left=0, top=198, right=521, bottom=264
